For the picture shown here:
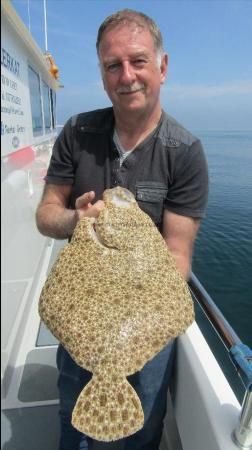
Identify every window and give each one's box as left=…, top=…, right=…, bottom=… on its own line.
left=42, top=81, right=51, bottom=132
left=28, top=66, right=43, bottom=136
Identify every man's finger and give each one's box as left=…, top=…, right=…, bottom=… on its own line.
left=82, top=200, right=105, bottom=218
left=75, top=191, right=95, bottom=209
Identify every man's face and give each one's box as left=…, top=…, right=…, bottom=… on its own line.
left=98, top=24, right=168, bottom=117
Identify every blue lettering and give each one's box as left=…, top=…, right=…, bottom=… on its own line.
left=1, top=48, right=20, bottom=77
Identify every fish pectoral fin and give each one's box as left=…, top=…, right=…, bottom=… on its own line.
left=71, top=372, right=144, bottom=442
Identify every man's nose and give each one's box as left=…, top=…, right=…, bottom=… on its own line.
left=119, top=61, right=136, bottom=84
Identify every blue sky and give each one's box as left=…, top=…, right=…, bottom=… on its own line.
left=11, top=0, right=252, bottom=131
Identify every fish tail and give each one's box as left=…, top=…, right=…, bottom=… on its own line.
left=72, top=372, right=144, bottom=441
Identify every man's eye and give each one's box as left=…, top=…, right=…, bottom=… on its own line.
left=133, top=59, right=147, bottom=67
left=106, top=63, right=120, bottom=73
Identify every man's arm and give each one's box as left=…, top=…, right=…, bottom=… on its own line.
left=162, top=209, right=201, bottom=280
left=36, top=184, right=104, bottom=239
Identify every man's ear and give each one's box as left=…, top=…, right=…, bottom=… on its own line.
left=160, top=53, right=168, bottom=85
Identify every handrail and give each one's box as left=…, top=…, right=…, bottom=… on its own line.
left=188, top=272, right=252, bottom=449
left=188, top=272, right=242, bottom=350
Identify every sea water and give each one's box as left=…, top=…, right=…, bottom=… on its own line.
left=192, top=130, right=252, bottom=401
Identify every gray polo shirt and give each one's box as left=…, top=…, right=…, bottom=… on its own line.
left=45, top=107, right=208, bottom=230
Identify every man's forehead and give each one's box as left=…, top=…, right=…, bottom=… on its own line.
left=99, top=23, right=155, bottom=54
left=104, top=19, right=148, bottom=35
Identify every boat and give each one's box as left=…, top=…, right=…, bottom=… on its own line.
left=1, top=1, right=251, bottom=449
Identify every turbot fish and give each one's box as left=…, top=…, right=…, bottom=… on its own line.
left=39, top=186, right=195, bottom=441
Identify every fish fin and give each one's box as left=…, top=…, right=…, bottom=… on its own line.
left=72, top=372, right=144, bottom=441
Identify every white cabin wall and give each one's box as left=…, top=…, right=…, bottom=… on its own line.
left=1, top=19, right=34, bottom=155
left=1, top=17, right=57, bottom=156
left=1, top=5, right=57, bottom=391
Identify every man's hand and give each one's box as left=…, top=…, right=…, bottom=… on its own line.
left=75, top=191, right=104, bottom=220
left=36, top=185, right=104, bottom=240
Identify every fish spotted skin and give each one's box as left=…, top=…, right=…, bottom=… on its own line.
left=39, top=186, right=194, bottom=441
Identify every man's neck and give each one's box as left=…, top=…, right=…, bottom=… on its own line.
left=114, top=106, right=162, bottom=151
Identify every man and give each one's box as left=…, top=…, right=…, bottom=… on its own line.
left=36, top=9, right=208, bottom=450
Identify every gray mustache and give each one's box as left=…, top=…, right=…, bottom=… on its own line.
left=116, top=83, right=145, bottom=94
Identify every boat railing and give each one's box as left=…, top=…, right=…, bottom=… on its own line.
left=189, top=272, right=252, bottom=449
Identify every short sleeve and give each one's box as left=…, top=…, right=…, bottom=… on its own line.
left=45, top=118, right=75, bottom=185
left=164, top=140, right=209, bottom=218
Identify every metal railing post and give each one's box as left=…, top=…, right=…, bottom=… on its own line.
left=232, top=390, right=252, bottom=449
